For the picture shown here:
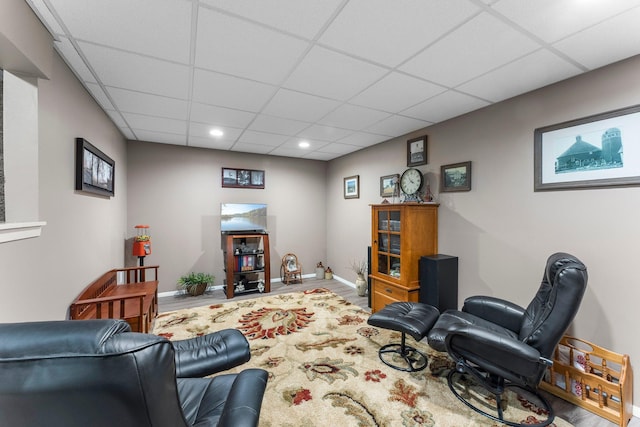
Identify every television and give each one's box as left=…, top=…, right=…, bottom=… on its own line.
left=221, top=203, right=268, bottom=233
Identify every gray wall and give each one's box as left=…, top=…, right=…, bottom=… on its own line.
left=126, top=141, right=327, bottom=293
left=0, top=42, right=128, bottom=319
left=327, top=55, right=640, bottom=401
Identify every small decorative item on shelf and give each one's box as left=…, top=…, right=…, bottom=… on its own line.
left=324, top=266, right=333, bottom=280
left=257, top=279, right=265, bottom=293
left=350, top=260, right=368, bottom=297
left=316, top=262, right=325, bottom=280
left=177, top=272, right=214, bottom=296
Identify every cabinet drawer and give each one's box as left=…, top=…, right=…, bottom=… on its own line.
left=371, top=280, right=419, bottom=312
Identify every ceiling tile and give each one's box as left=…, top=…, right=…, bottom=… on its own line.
left=85, top=82, right=114, bottom=110
left=107, top=87, right=189, bottom=120
left=336, top=131, right=390, bottom=147
left=284, top=46, right=388, bottom=101
left=200, top=0, right=344, bottom=39
left=188, top=136, right=235, bottom=150
left=262, top=89, right=341, bottom=122
left=349, top=72, right=446, bottom=113
left=54, top=38, right=96, bottom=83
left=192, top=69, right=276, bottom=112
left=48, top=0, right=192, bottom=63
left=315, top=142, right=360, bottom=155
left=401, top=90, right=490, bottom=123
left=104, top=110, right=128, bottom=128
left=133, top=130, right=187, bottom=145
left=296, top=124, right=353, bottom=142
left=122, top=112, right=187, bottom=135
left=400, top=12, right=539, bottom=87
left=237, top=130, right=290, bottom=147
left=189, top=122, right=243, bottom=142
left=318, top=0, right=481, bottom=67
left=230, top=142, right=275, bottom=154
left=190, top=102, right=256, bottom=128
left=553, top=6, right=640, bottom=69
left=302, top=151, right=338, bottom=161
left=248, top=114, right=310, bottom=135
left=365, top=115, right=432, bottom=137
left=195, top=8, right=309, bottom=84
left=491, top=0, right=640, bottom=44
left=458, top=49, right=582, bottom=102
left=318, top=104, right=390, bottom=130
left=79, top=42, right=191, bottom=99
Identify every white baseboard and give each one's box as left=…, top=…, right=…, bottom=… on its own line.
left=157, top=273, right=338, bottom=298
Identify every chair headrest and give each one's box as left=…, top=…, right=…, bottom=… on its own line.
left=545, top=252, right=586, bottom=284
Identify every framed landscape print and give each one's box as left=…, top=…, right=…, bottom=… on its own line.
left=380, top=174, right=399, bottom=197
left=534, top=104, right=640, bottom=191
left=440, top=161, right=471, bottom=192
left=222, top=167, right=265, bottom=189
left=75, top=138, right=115, bottom=197
left=343, top=175, right=359, bottom=199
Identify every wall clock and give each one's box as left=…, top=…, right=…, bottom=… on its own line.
left=400, top=168, right=423, bottom=202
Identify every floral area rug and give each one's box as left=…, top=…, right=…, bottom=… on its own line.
left=154, top=288, right=573, bottom=427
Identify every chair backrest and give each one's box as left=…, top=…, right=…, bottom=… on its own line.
left=518, top=252, right=588, bottom=359
left=282, top=253, right=300, bottom=272
left=0, top=319, right=189, bottom=427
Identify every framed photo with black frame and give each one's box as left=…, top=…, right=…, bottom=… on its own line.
left=407, top=135, right=427, bottom=167
left=75, top=138, right=115, bottom=197
left=440, top=161, right=471, bottom=192
left=222, top=167, right=265, bottom=189
left=534, top=104, right=640, bottom=191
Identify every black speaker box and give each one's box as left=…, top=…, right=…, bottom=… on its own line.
left=419, top=254, right=458, bottom=312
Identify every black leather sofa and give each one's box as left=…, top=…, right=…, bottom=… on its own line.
left=0, top=319, right=268, bottom=427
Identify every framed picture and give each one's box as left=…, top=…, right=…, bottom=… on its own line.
left=534, top=104, right=640, bottom=191
left=441, top=161, right=471, bottom=192
left=380, top=174, right=399, bottom=197
left=75, top=138, right=114, bottom=197
left=407, top=135, right=427, bottom=167
left=221, top=167, right=265, bottom=189
left=343, top=175, right=359, bottom=199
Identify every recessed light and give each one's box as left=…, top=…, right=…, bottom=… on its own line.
left=298, top=141, right=310, bottom=148
left=209, top=128, right=224, bottom=137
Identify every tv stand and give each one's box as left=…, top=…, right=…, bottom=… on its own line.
left=222, top=233, right=270, bottom=299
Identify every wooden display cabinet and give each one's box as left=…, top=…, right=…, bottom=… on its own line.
left=370, top=203, right=438, bottom=313
left=222, top=233, right=270, bottom=299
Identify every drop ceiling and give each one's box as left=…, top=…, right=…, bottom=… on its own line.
left=26, top=0, right=640, bottom=160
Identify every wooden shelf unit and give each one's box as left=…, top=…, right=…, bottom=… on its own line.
left=370, top=203, right=438, bottom=313
left=222, top=233, right=270, bottom=299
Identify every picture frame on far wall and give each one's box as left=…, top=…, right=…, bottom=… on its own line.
left=407, top=135, right=427, bottom=167
left=441, top=161, right=471, bottom=192
left=534, top=104, right=640, bottom=191
left=221, top=167, right=265, bottom=189
left=75, top=138, right=115, bottom=197
left=343, top=175, right=359, bottom=199
left=380, top=174, right=399, bottom=197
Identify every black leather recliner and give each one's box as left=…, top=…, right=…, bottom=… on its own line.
left=0, top=319, right=268, bottom=427
left=427, top=252, right=588, bottom=427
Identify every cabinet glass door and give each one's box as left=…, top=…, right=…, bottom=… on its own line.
left=376, top=209, right=401, bottom=279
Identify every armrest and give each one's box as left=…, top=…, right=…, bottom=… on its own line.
left=218, top=369, right=268, bottom=427
left=462, top=296, right=525, bottom=333
left=446, top=324, right=543, bottom=378
left=173, top=329, right=250, bottom=378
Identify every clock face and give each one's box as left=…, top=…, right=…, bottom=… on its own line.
left=400, top=168, right=422, bottom=195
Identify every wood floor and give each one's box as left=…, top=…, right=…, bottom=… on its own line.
left=158, top=278, right=637, bottom=427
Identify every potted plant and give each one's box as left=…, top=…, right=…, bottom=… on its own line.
left=350, top=260, right=368, bottom=297
left=177, top=272, right=214, bottom=296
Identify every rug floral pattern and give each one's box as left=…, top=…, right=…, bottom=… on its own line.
left=154, top=288, right=573, bottom=427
